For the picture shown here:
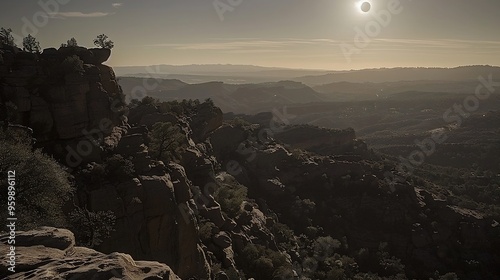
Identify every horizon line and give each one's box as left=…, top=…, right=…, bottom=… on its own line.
left=109, top=63, right=500, bottom=73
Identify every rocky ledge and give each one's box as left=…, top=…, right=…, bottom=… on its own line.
left=0, top=227, right=180, bottom=280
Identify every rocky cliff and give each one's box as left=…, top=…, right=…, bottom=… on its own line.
left=0, top=43, right=127, bottom=166
left=0, top=46, right=212, bottom=279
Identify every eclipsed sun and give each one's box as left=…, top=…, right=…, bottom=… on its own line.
left=359, top=1, right=371, bottom=13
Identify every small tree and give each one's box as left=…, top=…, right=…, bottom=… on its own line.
left=204, top=98, right=215, bottom=106
left=93, top=34, right=114, bottom=49
left=68, top=207, right=116, bottom=248
left=62, top=37, right=78, bottom=47
left=149, top=122, right=185, bottom=161
left=141, top=96, right=158, bottom=106
left=22, top=34, right=41, bottom=53
left=0, top=27, right=16, bottom=46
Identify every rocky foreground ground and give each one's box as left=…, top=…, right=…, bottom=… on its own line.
left=0, top=227, right=180, bottom=279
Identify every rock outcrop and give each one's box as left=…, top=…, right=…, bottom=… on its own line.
left=0, top=44, right=126, bottom=166
left=85, top=135, right=211, bottom=280
left=1, top=46, right=213, bottom=279
left=0, top=227, right=180, bottom=280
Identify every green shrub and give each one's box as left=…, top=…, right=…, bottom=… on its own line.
left=313, top=236, right=340, bottom=260
left=271, top=222, right=295, bottom=246
left=214, top=178, right=247, bottom=218
left=238, top=243, right=291, bottom=279
left=105, top=154, right=135, bottom=181
left=327, top=267, right=347, bottom=280
left=0, top=138, right=73, bottom=230
left=199, top=221, right=217, bottom=243
left=376, top=242, right=405, bottom=276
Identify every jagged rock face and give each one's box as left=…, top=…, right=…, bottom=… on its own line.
left=2, top=46, right=221, bottom=279
left=80, top=115, right=212, bottom=279
left=211, top=126, right=500, bottom=278
left=0, top=45, right=125, bottom=166
left=0, top=227, right=180, bottom=280
left=2, top=47, right=215, bottom=279
left=87, top=162, right=211, bottom=280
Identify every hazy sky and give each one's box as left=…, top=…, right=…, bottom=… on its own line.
left=1, top=0, right=500, bottom=70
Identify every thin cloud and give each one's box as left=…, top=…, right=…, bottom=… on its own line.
left=112, top=3, right=123, bottom=8
left=227, top=49, right=288, bottom=54
left=143, top=38, right=500, bottom=57
left=375, top=38, right=500, bottom=48
left=48, top=12, right=114, bottom=18
left=344, top=38, right=500, bottom=56
left=146, top=39, right=326, bottom=50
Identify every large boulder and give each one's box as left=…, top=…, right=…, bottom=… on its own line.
left=40, top=47, right=59, bottom=60
left=210, top=125, right=249, bottom=159
left=58, top=46, right=96, bottom=64
left=190, top=102, right=223, bottom=141
left=213, top=231, right=232, bottom=248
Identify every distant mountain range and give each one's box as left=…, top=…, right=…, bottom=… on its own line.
left=117, top=65, right=500, bottom=114
left=294, top=65, right=500, bottom=85
left=115, top=64, right=500, bottom=85
left=114, top=64, right=331, bottom=84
